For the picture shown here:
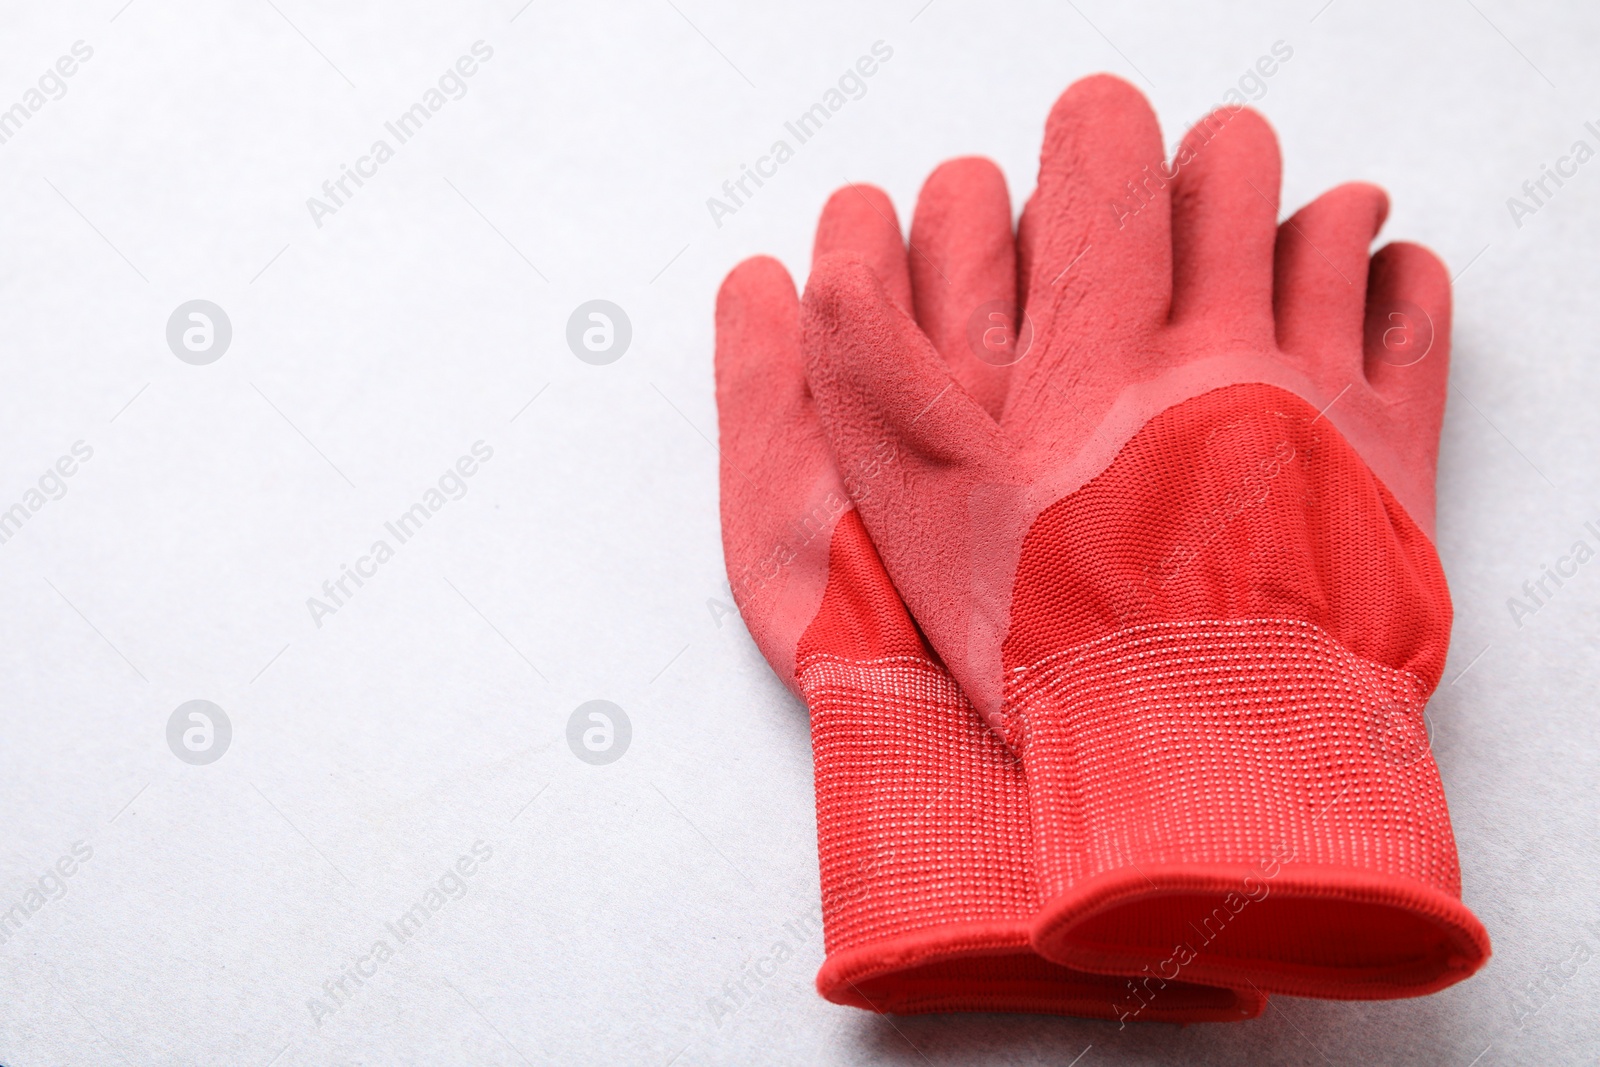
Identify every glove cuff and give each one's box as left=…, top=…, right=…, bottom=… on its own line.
left=1007, top=617, right=1490, bottom=999
left=801, top=653, right=1264, bottom=1021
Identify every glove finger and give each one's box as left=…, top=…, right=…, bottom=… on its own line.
left=1273, top=182, right=1389, bottom=396
left=908, top=156, right=1018, bottom=420
left=1016, top=73, right=1172, bottom=347
left=1362, top=240, right=1452, bottom=495
left=803, top=251, right=1017, bottom=721
left=715, top=255, right=845, bottom=687
left=1168, top=107, right=1280, bottom=344
left=1006, top=74, right=1173, bottom=444
left=813, top=183, right=913, bottom=314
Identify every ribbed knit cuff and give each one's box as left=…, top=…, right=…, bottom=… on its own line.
left=1007, top=618, right=1489, bottom=999
left=801, top=653, right=1264, bottom=1021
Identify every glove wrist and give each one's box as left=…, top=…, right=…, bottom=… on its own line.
left=1009, top=617, right=1489, bottom=998
left=802, top=654, right=1262, bottom=1021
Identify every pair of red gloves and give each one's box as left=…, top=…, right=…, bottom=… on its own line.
left=716, top=75, right=1488, bottom=1024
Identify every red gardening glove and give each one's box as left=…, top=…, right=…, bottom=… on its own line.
left=716, top=161, right=1263, bottom=1022
left=802, top=74, right=1489, bottom=1000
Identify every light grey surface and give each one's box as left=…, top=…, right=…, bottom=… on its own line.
left=0, top=1, right=1595, bottom=1064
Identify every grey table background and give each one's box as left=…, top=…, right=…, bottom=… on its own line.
left=0, top=1, right=1595, bottom=1064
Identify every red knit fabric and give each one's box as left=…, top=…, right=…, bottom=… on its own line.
left=1000, top=385, right=1486, bottom=995
left=800, top=515, right=1263, bottom=1020
left=1011, top=618, right=1481, bottom=996
left=1003, top=384, right=1449, bottom=690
